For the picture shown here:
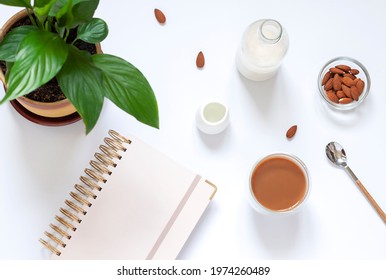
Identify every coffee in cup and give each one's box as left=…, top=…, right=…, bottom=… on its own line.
left=248, top=153, right=310, bottom=214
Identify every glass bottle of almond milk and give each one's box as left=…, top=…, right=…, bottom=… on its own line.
left=236, top=19, right=289, bottom=81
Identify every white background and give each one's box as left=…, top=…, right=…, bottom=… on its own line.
left=0, top=0, right=386, bottom=260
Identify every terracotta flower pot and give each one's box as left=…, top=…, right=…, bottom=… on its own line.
left=0, top=10, right=102, bottom=126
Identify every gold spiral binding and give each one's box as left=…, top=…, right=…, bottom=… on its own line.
left=109, top=129, right=131, bottom=144
left=95, top=153, right=117, bottom=167
left=44, top=231, right=66, bottom=248
left=60, top=208, right=82, bottom=223
left=80, top=176, right=102, bottom=191
left=55, top=215, right=77, bottom=231
left=50, top=224, right=71, bottom=240
left=90, top=160, right=112, bottom=175
left=70, top=191, right=92, bottom=207
left=100, top=145, right=122, bottom=159
left=39, top=130, right=131, bottom=256
left=85, top=168, right=107, bottom=183
left=39, top=239, right=61, bottom=256
left=65, top=199, right=87, bottom=215
left=104, top=137, right=127, bottom=152
left=74, top=184, right=97, bottom=199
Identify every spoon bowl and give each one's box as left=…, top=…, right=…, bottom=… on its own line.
left=326, top=142, right=348, bottom=168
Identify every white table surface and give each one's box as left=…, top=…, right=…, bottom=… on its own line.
left=1, top=0, right=386, bottom=260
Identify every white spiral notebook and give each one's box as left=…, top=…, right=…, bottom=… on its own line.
left=39, top=130, right=217, bottom=260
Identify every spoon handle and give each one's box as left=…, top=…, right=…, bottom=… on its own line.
left=355, top=179, right=386, bottom=223
left=346, top=166, right=386, bottom=223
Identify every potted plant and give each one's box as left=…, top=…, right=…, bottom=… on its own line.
left=0, top=0, right=159, bottom=133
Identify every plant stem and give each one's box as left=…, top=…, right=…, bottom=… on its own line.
left=64, top=28, right=70, bottom=42
left=25, top=8, right=39, bottom=28
left=46, top=17, right=53, bottom=32
left=71, top=36, right=79, bottom=45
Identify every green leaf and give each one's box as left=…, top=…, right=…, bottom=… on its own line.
left=0, top=0, right=31, bottom=8
left=0, top=25, right=37, bottom=62
left=34, top=0, right=56, bottom=23
left=5, top=61, right=13, bottom=82
left=57, top=46, right=104, bottom=134
left=72, top=0, right=99, bottom=24
left=48, top=0, right=67, bottom=16
left=77, top=18, right=108, bottom=44
left=34, top=0, right=52, bottom=6
left=47, top=0, right=99, bottom=29
left=0, top=30, right=68, bottom=103
left=92, top=54, right=159, bottom=129
left=56, top=0, right=74, bottom=28
left=49, top=0, right=75, bottom=28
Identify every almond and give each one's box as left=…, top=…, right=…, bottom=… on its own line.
left=330, top=67, right=345, bottom=75
left=336, top=90, right=345, bottom=99
left=336, top=64, right=351, bottom=72
left=324, top=78, right=333, bottom=91
left=342, top=84, right=352, bottom=98
left=344, top=73, right=356, bottom=80
left=286, top=125, right=297, bottom=139
left=322, top=71, right=331, bottom=85
left=350, top=86, right=360, bottom=101
left=350, top=68, right=360, bottom=75
left=356, top=79, right=365, bottom=94
left=333, top=74, right=342, bottom=91
left=196, top=51, right=205, bottom=68
left=342, top=76, right=356, bottom=87
left=154, top=8, right=166, bottom=24
left=339, top=97, right=354, bottom=104
left=327, top=90, right=339, bottom=103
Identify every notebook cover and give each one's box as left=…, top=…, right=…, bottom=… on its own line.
left=46, top=133, right=216, bottom=259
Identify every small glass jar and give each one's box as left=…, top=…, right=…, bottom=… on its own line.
left=236, top=19, right=289, bottom=81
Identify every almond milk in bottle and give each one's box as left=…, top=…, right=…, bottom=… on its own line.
left=236, top=19, right=289, bottom=81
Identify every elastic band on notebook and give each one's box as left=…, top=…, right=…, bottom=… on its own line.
left=146, top=175, right=202, bottom=260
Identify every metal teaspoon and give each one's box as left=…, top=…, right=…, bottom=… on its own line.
left=326, top=142, right=386, bottom=223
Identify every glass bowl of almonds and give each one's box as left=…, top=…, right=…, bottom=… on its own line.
left=318, top=57, right=371, bottom=110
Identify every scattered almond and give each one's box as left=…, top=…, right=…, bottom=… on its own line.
left=154, top=8, right=166, bottom=24
left=286, top=125, right=297, bottom=139
left=321, top=63, right=366, bottom=105
left=196, top=51, right=205, bottom=68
